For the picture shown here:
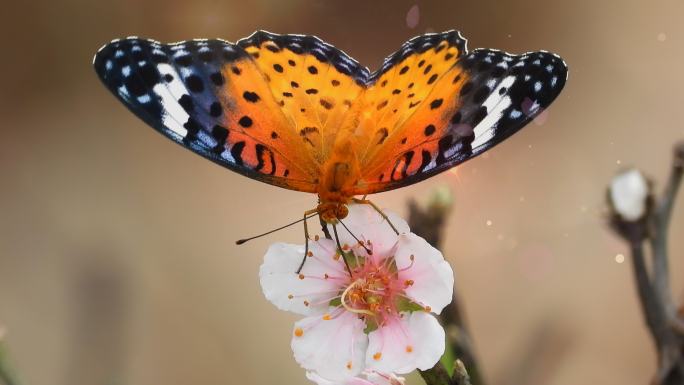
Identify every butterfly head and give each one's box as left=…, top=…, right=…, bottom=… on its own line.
left=317, top=201, right=349, bottom=223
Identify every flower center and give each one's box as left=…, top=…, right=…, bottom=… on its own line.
left=340, top=258, right=402, bottom=324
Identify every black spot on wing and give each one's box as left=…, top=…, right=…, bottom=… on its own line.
left=237, top=30, right=370, bottom=86
left=368, top=30, right=467, bottom=85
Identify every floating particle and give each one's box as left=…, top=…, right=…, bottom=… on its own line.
left=406, top=5, right=420, bottom=29
left=615, top=254, right=625, bottom=263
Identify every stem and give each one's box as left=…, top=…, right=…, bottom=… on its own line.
left=629, top=238, right=668, bottom=347
left=609, top=141, right=684, bottom=385
left=419, top=362, right=453, bottom=385
left=453, top=360, right=473, bottom=385
left=650, top=142, right=684, bottom=323
left=0, top=343, right=21, bottom=385
left=408, top=195, right=485, bottom=385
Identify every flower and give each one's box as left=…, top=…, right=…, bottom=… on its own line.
left=259, top=204, right=454, bottom=381
left=306, top=370, right=405, bottom=385
left=609, top=169, right=650, bottom=221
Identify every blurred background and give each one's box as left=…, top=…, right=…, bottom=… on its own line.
left=1, top=0, right=683, bottom=384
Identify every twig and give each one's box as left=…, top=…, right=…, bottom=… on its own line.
left=629, top=237, right=669, bottom=347
left=408, top=190, right=485, bottom=385
left=0, top=343, right=21, bottom=385
left=608, top=141, right=684, bottom=385
left=453, top=360, right=473, bottom=385
left=651, top=142, right=684, bottom=327
left=419, top=362, right=454, bottom=385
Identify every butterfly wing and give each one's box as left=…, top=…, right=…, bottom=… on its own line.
left=236, top=31, right=369, bottom=165
left=354, top=33, right=567, bottom=194
left=93, top=36, right=322, bottom=192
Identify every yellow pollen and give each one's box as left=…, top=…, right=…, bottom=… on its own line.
left=288, top=294, right=294, bottom=299
left=404, top=279, right=414, bottom=287
left=333, top=253, right=341, bottom=261
left=303, top=300, right=310, bottom=306
left=425, top=306, right=432, bottom=312
left=314, top=235, right=320, bottom=241
left=373, top=352, right=382, bottom=361
left=323, top=313, right=332, bottom=320
left=406, top=345, right=413, bottom=353
left=298, top=274, right=305, bottom=280
left=307, top=251, right=313, bottom=257
left=342, top=244, right=350, bottom=250
left=346, top=361, right=352, bottom=370
left=294, top=328, right=303, bottom=337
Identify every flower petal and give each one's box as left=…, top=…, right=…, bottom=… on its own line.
left=260, top=239, right=348, bottom=316
left=327, top=204, right=409, bottom=258
left=365, top=312, right=445, bottom=374
left=395, top=234, right=454, bottom=314
left=306, top=371, right=380, bottom=385
left=306, top=371, right=404, bottom=385
left=365, top=372, right=406, bottom=385
left=292, top=310, right=369, bottom=381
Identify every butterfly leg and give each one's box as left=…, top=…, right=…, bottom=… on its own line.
left=331, top=223, right=353, bottom=275
left=296, top=208, right=319, bottom=274
left=351, top=198, right=400, bottom=235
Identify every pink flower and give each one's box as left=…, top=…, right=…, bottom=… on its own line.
left=260, top=205, right=454, bottom=381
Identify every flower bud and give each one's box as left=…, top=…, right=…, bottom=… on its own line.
left=609, top=169, right=650, bottom=221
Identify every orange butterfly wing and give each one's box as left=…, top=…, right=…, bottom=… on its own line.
left=353, top=32, right=568, bottom=194
left=93, top=36, right=348, bottom=193
left=94, top=31, right=567, bottom=199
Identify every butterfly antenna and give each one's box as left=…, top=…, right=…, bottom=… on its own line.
left=337, top=218, right=372, bottom=255
left=236, top=214, right=318, bottom=245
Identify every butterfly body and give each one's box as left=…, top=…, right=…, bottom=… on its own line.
left=94, top=30, right=567, bottom=222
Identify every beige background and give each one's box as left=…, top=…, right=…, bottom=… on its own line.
left=1, top=0, right=683, bottom=384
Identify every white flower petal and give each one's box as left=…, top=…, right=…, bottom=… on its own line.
left=307, top=371, right=380, bottom=385
left=306, top=371, right=403, bottom=385
left=306, top=371, right=337, bottom=385
left=609, top=169, right=649, bottom=221
left=260, top=240, right=348, bottom=316
left=365, top=372, right=406, bottom=385
left=365, top=312, right=445, bottom=374
left=395, top=234, right=454, bottom=314
left=293, top=310, right=369, bottom=381
left=327, top=204, right=409, bottom=257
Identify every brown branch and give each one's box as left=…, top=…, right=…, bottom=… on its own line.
left=419, top=362, right=454, bottom=385
left=452, top=360, right=473, bottom=385
left=408, top=191, right=485, bottom=385
left=608, top=141, right=684, bottom=385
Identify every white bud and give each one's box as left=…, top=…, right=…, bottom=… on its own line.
left=609, top=169, right=649, bottom=221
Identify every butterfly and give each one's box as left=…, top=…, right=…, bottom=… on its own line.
left=93, top=30, right=567, bottom=227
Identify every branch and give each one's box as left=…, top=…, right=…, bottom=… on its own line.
left=452, top=360, right=473, bottom=385
left=651, top=141, right=684, bottom=324
left=0, top=338, right=21, bottom=385
left=607, top=141, right=684, bottom=385
left=419, top=362, right=454, bottom=385
left=407, top=188, right=485, bottom=385
left=629, top=237, right=669, bottom=347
